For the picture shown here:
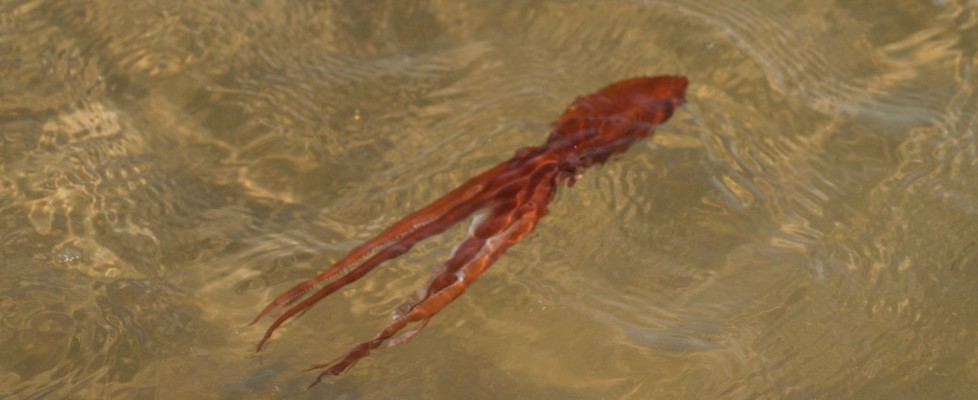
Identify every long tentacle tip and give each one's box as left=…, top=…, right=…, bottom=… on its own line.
left=304, top=362, right=337, bottom=372
left=249, top=313, right=271, bottom=329
left=255, top=334, right=274, bottom=353
left=307, top=376, right=326, bottom=390
left=305, top=365, right=343, bottom=389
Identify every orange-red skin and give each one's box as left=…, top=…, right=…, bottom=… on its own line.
left=252, top=76, right=689, bottom=388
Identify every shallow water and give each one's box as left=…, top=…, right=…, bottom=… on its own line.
left=2, top=0, right=977, bottom=399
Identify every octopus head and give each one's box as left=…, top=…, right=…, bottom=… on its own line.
left=550, top=75, right=688, bottom=146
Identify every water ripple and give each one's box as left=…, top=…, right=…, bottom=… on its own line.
left=644, top=0, right=963, bottom=125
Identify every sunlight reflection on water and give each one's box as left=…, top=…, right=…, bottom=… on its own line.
left=2, top=0, right=977, bottom=399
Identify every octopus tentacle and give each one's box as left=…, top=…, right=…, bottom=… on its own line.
left=251, top=161, right=519, bottom=326
left=255, top=191, right=499, bottom=350
left=254, top=160, right=555, bottom=350
left=252, top=76, right=689, bottom=388
left=305, top=174, right=560, bottom=387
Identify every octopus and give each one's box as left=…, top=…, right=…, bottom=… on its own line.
left=252, top=75, right=689, bottom=387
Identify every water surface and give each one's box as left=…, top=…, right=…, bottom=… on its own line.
left=2, top=0, right=977, bottom=399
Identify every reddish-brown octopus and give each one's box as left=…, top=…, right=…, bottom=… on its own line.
left=252, top=75, right=689, bottom=387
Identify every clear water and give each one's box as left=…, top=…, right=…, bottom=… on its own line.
left=2, top=0, right=977, bottom=399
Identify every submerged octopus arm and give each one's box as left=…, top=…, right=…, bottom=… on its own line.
left=250, top=160, right=515, bottom=327
left=252, top=75, right=688, bottom=387
left=305, top=166, right=563, bottom=387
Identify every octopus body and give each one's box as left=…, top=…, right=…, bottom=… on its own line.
left=253, top=76, right=689, bottom=387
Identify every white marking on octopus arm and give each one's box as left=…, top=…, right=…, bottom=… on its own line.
left=453, top=216, right=524, bottom=284
left=467, top=208, right=491, bottom=236
left=392, top=206, right=493, bottom=315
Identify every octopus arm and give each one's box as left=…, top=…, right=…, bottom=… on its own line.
left=250, top=158, right=524, bottom=326
left=254, top=190, right=502, bottom=350
left=251, top=75, right=689, bottom=388
left=303, top=170, right=560, bottom=386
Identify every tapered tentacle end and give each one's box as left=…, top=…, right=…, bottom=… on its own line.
left=254, top=205, right=475, bottom=353
left=254, top=290, right=326, bottom=352
left=304, top=362, right=343, bottom=389
left=250, top=302, right=281, bottom=327
left=305, top=363, right=351, bottom=389
left=255, top=320, right=282, bottom=352
left=255, top=329, right=274, bottom=352
left=251, top=278, right=321, bottom=327
left=304, top=316, right=432, bottom=382
left=303, top=344, right=371, bottom=389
